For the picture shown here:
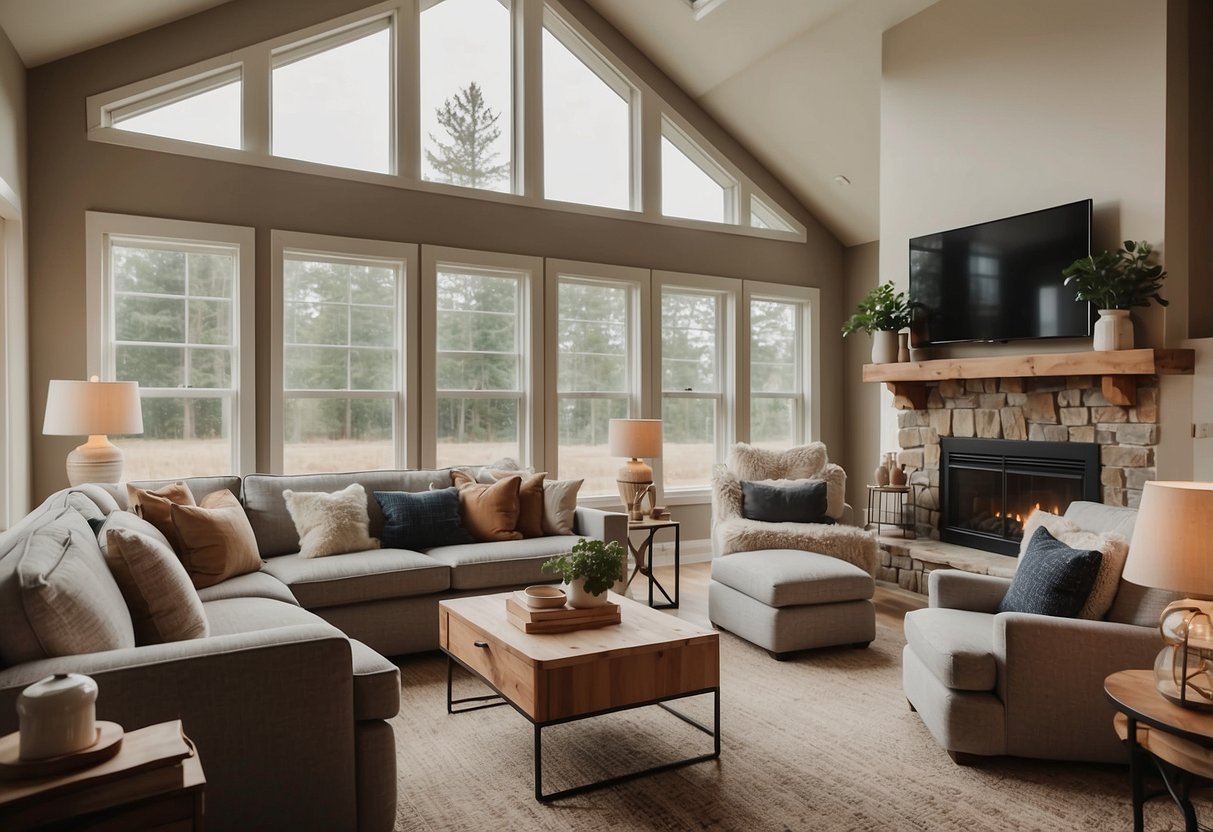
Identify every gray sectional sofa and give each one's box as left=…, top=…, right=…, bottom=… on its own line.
left=0, top=469, right=627, bottom=832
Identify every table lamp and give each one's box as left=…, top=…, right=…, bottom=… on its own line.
left=607, top=418, right=662, bottom=518
left=43, top=377, right=144, bottom=485
left=1122, top=480, right=1213, bottom=709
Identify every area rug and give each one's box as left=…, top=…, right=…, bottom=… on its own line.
left=391, top=617, right=1204, bottom=831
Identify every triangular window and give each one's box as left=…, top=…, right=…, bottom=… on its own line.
left=661, top=119, right=736, bottom=224
left=111, top=69, right=241, bottom=150
left=750, top=195, right=793, bottom=232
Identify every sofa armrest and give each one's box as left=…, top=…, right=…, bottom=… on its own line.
left=574, top=506, right=628, bottom=549
left=0, top=624, right=359, bottom=831
left=928, top=569, right=1012, bottom=612
left=994, top=612, right=1160, bottom=761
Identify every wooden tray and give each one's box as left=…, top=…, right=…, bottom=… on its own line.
left=506, top=596, right=621, bottom=634
left=0, top=722, right=124, bottom=780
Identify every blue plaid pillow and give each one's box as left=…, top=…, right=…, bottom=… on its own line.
left=374, top=488, right=472, bottom=550
left=999, top=526, right=1102, bottom=618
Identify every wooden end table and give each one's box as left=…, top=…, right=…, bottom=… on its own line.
left=439, top=591, right=719, bottom=801
left=1105, top=668, right=1213, bottom=832
left=624, top=517, right=680, bottom=608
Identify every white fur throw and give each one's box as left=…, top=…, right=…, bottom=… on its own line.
left=283, top=483, right=380, bottom=559
left=715, top=517, right=878, bottom=576
left=1019, top=510, right=1128, bottom=620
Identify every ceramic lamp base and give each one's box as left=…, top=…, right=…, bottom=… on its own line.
left=65, top=435, right=124, bottom=486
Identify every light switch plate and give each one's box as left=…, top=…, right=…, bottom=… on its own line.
left=1195, top=423, right=1213, bottom=439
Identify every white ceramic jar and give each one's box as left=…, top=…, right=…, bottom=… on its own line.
left=17, top=673, right=98, bottom=760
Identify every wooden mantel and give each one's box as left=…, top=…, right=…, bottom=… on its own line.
left=862, top=348, right=1195, bottom=409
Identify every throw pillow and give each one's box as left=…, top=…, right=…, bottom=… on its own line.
left=171, top=490, right=264, bottom=588
left=375, top=488, right=472, bottom=550
left=281, top=482, right=380, bottom=559
left=462, top=469, right=548, bottom=537
left=455, top=475, right=523, bottom=542
left=741, top=479, right=832, bottom=524
left=1019, top=509, right=1130, bottom=620
left=728, top=442, right=828, bottom=482
left=0, top=507, right=136, bottom=665
left=999, top=526, right=1103, bottom=618
left=105, top=522, right=209, bottom=645
left=127, top=481, right=196, bottom=552
left=542, top=478, right=583, bottom=536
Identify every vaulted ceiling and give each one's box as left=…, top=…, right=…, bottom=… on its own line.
left=0, top=0, right=939, bottom=245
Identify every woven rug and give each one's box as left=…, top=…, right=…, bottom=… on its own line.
left=391, top=617, right=1204, bottom=831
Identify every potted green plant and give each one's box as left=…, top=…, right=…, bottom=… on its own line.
left=841, top=281, right=911, bottom=364
left=543, top=538, right=627, bottom=608
left=1062, top=240, right=1168, bottom=351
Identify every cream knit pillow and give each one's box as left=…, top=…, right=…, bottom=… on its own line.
left=283, top=483, right=381, bottom=559
left=1019, top=510, right=1129, bottom=620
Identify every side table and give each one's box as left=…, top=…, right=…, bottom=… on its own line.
left=624, top=517, right=680, bottom=609
left=866, top=484, right=916, bottom=538
left=1105, top=668, right=1213, bottom=832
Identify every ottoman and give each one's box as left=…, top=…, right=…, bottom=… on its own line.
left=708, top=549, right=875, bottom=659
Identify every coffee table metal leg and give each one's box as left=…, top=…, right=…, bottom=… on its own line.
left=446, top=655, right=508, bottom=714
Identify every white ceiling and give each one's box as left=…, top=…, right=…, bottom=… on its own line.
left=0, top=0, right=937, bottom=245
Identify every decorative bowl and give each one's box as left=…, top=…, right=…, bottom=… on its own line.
left=523, top=585, right=567, bottom=609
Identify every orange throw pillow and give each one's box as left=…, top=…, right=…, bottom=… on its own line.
left=456, top=475, right=523, bottom=542
left=514, top=472, right=547, bottom=538
left=170, top=490, right=263, bottom=589
left=127, top=481, right=195, bottom=553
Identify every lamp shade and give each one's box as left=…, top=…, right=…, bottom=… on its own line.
left=43, top=379, right=144, bottom=437
left=607, top=419, right=662, bottom=459
left=1123, top=481, right=1213, bottom=596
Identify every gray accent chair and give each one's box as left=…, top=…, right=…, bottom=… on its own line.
left=902, top=501, right=1176, bottom=765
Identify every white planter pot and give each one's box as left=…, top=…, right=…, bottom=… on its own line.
left=871, top=330, right=900, bottom=364
left=565, top=578, right=608, bottom=609
left=1093, top=309, right=1133, bottom=351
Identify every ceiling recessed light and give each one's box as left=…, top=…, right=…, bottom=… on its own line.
left=833, top=175, right=851, bottom=186
left=683, top=0, right=730, bottom=20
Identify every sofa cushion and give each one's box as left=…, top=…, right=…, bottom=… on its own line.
left=171, top=490, right=264, bottom=589
left=999, top=527, right=1102, bottom=618
left=128, top=480, right=195, bottom=551
left=903, top=607, right=998, bottom=692
left=103, top=517, right=209, bottom=645
left=0, top=507, right=135, bottom=666
left=261, top=549, right=450, bottom=609
left=425, top=535, right=582, bottom=590
left=542, top=479, right=582, bottom=535
left=1019, top=510, right=1128, bottom=620
left=741, top=479, right=831, bottom=524
left=195, top=571, right=298, bottom=606
left=243, top=470, right=454, bottom=557
left=202, top=596, right=342, bottom=638
left=375, top=487, right=471, bottom=550
left=456, top=476, right=523, bottom=542
left=349, top=638, right=400, bottom=721
left=710, top=549, right=873, bottom=608
left=283, top=483, right=381, bottom=559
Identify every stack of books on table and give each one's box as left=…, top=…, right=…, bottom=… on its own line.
left=506, top=593, right=622, bottom=634
left=0, top=720, right=196, bottom=830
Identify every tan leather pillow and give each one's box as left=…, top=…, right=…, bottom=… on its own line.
left=456, top=475, right=523, bottom=542
left=514, top=472, right=547, bottom=538
left=106, top=525, right=209, bottom=645
left=127, top=481, right=195, bottom=552
left=171, top=490, right=262, bottom=589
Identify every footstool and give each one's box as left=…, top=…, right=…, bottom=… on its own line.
left=708, top=549, right=875, bottom=659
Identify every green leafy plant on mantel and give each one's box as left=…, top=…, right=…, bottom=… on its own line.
left=841, top=281, right=912, bottom=336
left=543, top=538, right=626, bottom=596
left=1062, top=240, right=1169, bottom=310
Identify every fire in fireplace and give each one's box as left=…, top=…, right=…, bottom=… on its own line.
left=940, top=437, right=1100, bottom=556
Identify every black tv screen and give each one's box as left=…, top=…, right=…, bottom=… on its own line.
left=909, top=199, right=1093, bottom=346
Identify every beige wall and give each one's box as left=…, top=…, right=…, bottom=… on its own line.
left=879, top=0, right=1208, bottom=479
left=23, top=0, right=845, bottom=543
left=841, top=241, right=880, bottom=514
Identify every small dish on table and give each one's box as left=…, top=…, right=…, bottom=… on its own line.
left=521, top=585, right=567, bottom=610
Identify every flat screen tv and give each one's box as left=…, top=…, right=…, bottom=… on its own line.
left=909, top=199, right=1093, bottom=346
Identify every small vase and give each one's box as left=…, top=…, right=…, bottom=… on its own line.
left=874, top=458, right=890, bottom=487
left=890, top=464, right=907, bottom=487
left=897, top=333, right=910, bottom=363
left=871, top=330, right=899, bottom=364
left=565, top=578, right=608, bottom=609
left=1093, top=309, right=1133, bottom=351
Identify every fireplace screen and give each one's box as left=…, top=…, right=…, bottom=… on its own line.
left=941, top=438, right=1100, bottom=556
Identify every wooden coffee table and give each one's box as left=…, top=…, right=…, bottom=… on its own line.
left=439, top=591, right=720, bottom=801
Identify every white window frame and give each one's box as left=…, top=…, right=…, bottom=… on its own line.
left=749, top=194, right=795, bottom=233
left=544, top=259, right=649, bottom=502
left=84, top=0, right=806, bottom=242
left=84, top=212, right=256, bottom=476
left=269, top=231, right=419, bottom=473
left=660, top=116, right=737, bottom=225
left=421, top=245, right=543, bottom=468
left=0, top=177, right=27, bottom=526
left=653, top=271, right=739, bottom=501
left=741, top=281, right=821, bottom=448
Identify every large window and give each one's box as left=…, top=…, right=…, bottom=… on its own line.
left=86, top=214, right=254, bottom=480
left=421, top=0, right=513, bottom=192
left=662, top=119, right=736, bottom=224
left=542, top=10, right=634, bottom=210
left=425, top=249, right=540, bottom=468
left=272, top=20, right=393, bottom=173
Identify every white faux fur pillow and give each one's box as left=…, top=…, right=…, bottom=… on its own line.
left=1018, top=510, right=1128, bottom=620
left=283, top=483, right=380, bottom=559
left=727, top=442, right=828, bottom=482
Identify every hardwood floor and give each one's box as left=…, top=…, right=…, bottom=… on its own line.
left=647, top=561, right=925, bottom=635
